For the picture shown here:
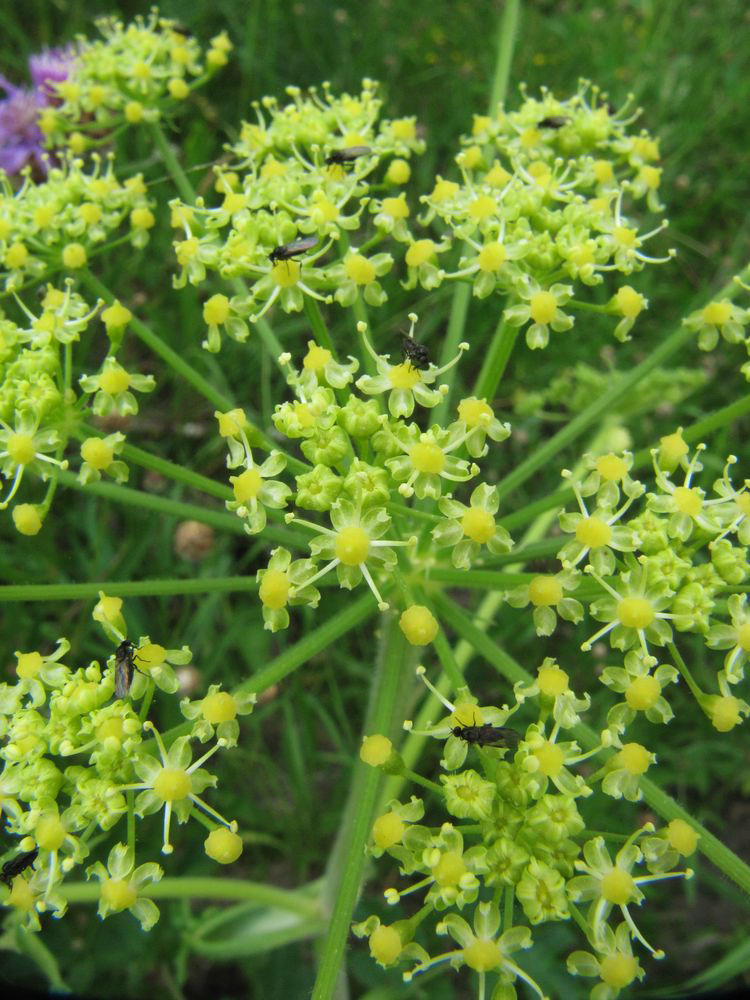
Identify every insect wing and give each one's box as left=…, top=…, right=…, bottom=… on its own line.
left=538, top=115, right=568, bottom=129
left=477, top=725, right=519, bottom=748
left=270, top=236, right=317, bottom=263
left=326, top=145, right=372, bottom=165
left=0, top=847, right=39, bottom=886
left=114, top=641, right=135, bottom=698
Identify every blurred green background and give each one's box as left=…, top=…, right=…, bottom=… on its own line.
left=2, top=1, right=750, bottom=997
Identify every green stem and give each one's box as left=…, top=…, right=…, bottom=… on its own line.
left=0, top=577, right=260, bottom=602
left=667, top=642, right=706, bottom=700
left=429, top=568, right=535, bottom=589
left=432, top=281, right=471, bottom=426
left=304, top=297, right=336, bottom=355
left=312, top=615, right=414, bottom=1000
left=61, top=877, right=321, bottom=916
left=495, top=322, right=697, bottom=502
left=431, top=0, right=521, bottom=426
left=84, top=434, right=231, bottom=501
left=432, top=629, right=465, bottom=691
left=236, top=592, right=377, bottom=697
left=80, top=271, right=233, bottom=412
left=473, top=316, right=519, bottom=403
left=489, top=0, right=520, bottom=109
left=150, top=122, right=197, bottom=204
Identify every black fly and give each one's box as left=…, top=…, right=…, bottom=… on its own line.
left=401, top=335, right=430, bottom=371
left=451, top=723, right=519, bottom=749
left=269, top=236, right=318, bottom=266
left=114, top=639, right=138, bottom=699
left=0, top=848, right=39, bottom=887
left=537, top=115, right=568, bottom=129
left=325, top=145, right=372, bottom=167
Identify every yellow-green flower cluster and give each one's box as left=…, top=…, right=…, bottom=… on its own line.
left=0, top=156, right=155, bottom=291
left=170, top=80, right=424, bottom=347
left=0, top=281, right=155, bottom=530
left=356, top=662, right=692, bottom=993
left=418, top=80, right=672, bottom=347
left=217, top=317, right=514, bottom=630
left=0, top=600, right=249, bottom=933
left=38, top=10, right=231, bottom=151
left=506, top=437, right=750, bottom=734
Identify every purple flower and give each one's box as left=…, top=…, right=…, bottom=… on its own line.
left=0, top=47, right=74, bottom=177
left=29, top=47, right=75, bottom=103
left=0, top=77, right=46, bottom=175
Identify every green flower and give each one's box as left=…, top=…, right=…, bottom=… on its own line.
left=568, top=829, right=691, bottom=957
left=120, top=723, right=234, bottom=855
left=404, top=901, right=545, bottom=998
left=516, top=857, right=570, bottom=923
left=567, top=922, right=645, bottom=1000
left=384, top=421, right=479, bottom=500
left=0, top=413, right=68, bottom=510
left=558, top=472, right=643, bottom=576
left=582, top=564, right=674, bottom=654
left=433, top=482, right=513, bottom=568
left=180, top=685, right=256, bottom=747
left=301, top=498, right=413, bottom=611
left=87, top=842, right=162, bottom=930
left=227, top=449, right=291, bottom=535
left=79, top=357, right=156, bottom=417
left=707, top=592, right=750, bottom=684
left=504, top=278, right=574, bottom=349
left=355, top=316, right=468, bottom=418
left=441, top=769, right=496, bottom=821
left=256, top=546, right=321, bottom=633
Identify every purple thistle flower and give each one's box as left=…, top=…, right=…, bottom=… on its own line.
left=0, top=76, right=46, bottom=175
left=29, top=47, right=75, bottom=103
left=0, top=47, right=74, bottom=177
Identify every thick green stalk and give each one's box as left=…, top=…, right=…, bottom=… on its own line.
left=0, top=577, right=259, bottom=603
left=495, top=322, right=697, bottom=502
left=150, top=122, right=197, bottom=205
left=312, top=616, right=414, bottom=1000
left=61, top=877, right=320, bottom=915
left=473, top=318, right=519, bottom=402
left=489, top=0, right=521, bottom=110
left=431, top=0, right=521, bottom=425
left=53, top=468, right=301, bottom=548
left=236, top=592, right=376, bottom=697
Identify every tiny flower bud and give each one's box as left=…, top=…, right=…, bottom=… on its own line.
left=204, top=827, right=243, bottom=864
left=360, top=734, right=392, bottom=767
left=399, top=605, right=439, bottom=646
left=666, top=818, right=699, bottom=856
left=12, top=504, right=43, bottom=536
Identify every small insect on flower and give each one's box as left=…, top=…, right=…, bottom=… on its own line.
left=451, top=722, right=519, bottom=749
left=268, top=236, right=318, bottom=266
left=114, top=639, right=140, bottom=699
left=325, top=145, right=372, bottom=166
left=538, top=115, right=569, bottom=129
left=401, top=335, right=430, bottom=371
left=0, top=847, right=39, bottom=887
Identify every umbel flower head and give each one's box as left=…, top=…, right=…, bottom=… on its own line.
left=38, top=11, right=230, bottom=150
left=168, top=79, right=424, bottom=343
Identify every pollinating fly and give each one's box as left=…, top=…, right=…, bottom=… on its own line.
left=537, top=115, right=568, bottom=129
left=450, top=723, right=519, bottom=749
left=325, top=145, right=372, bottom=166
left=268, top=236, right=318, bottom=266
left=401, top=335, right=430, bottom=371
left=114, top=639, right=138, bottom=699
left=0, top=847, right=39, bottom=887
